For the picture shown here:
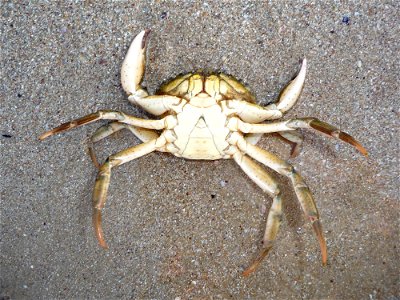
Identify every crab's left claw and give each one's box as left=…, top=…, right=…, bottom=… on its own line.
left=121, top=29, right=150, bottom=100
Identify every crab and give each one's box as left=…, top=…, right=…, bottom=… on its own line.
left=40, top=30, right=367, bottom=276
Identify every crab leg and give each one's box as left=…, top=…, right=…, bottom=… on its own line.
left=222, top=59, right=307, bottom=122
left=276, top=131, right=304, bottom=158
left=244, top=133, right=263, bottom=146
left=234, top=117, right=368, bottom=156
left=244, top=131, right=303, bottom=158
left=233, top=152, right=283, bottom=276
left=93, top=137, right=165, bottom=248
left=88, top=122, right=161, bottom=168
left=236, top=136, right=328, bottom=266
left=39, top=110, right=171, bottom=140
left=90, top=122, right=159, bottom=144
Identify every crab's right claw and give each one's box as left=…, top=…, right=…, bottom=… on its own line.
left=121, top=29, right=150, bottom=99
left=276, top=58, right=307, bottom=113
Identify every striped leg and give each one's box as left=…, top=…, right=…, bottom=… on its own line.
left=245, top=131, right=303, bottom=158
left=235, top=117, right=367, bottom=156
left=88, top=122, right=160, bottom=168
left=92, top=138, right=165, bottom=248
left=276, top=131, right=304, bottom=158
left=236, top=137, right=328, bottom=266
left=39, top=110, right=168, bottom=140
left=233, top=152, right=283, bottom=276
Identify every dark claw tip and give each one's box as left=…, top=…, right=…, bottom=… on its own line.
left=142, top=29, right=151, bottom=49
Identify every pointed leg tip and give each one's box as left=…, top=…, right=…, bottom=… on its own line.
left=241, top=245, right=273, bottom=277
left=88, top=146, right=101, bottom=169
left=309, top=120, right=368, bottom=157
left=290, top=144, right=301, bottom=158
left=321, top=247, right=328, bottom=266
left=96, top=233, right=109, bottom=250
left=341, top=132, right=368, bottom=156
left=93, top=210, right=109, bottom=250
left=39, top=132, right=50, bottom=140
left=311, top=219, right=328, bottom=266
left=357, top=145, right=368, bottom=157
left=242, top=268, right=254, bottom=277
left=99, top=241, right=109, bottom=250
left=351, top=141, right=368, bottom=157
left=242, top=261, right=258, bottom=277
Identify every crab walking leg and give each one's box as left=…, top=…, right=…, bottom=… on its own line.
left=90, top=122, right=159, bottom=143
left=245, top=131, right=303, bottom=157
left=244, top=133, right=263, bottom=145
left=235, top=117, right=368, bottom=156
left=39, top=110, right=172, bottom=140
left=88, top=122, right=160, bottom=168
left=233, top=153, right=283, bottom=276
left=236, top=137, right=328, bottom=265
left=93, top=138, right=165, bottom=248
left=276, top=131, right=304, bottom=158
left=121, top=30, right=150, bottom=101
